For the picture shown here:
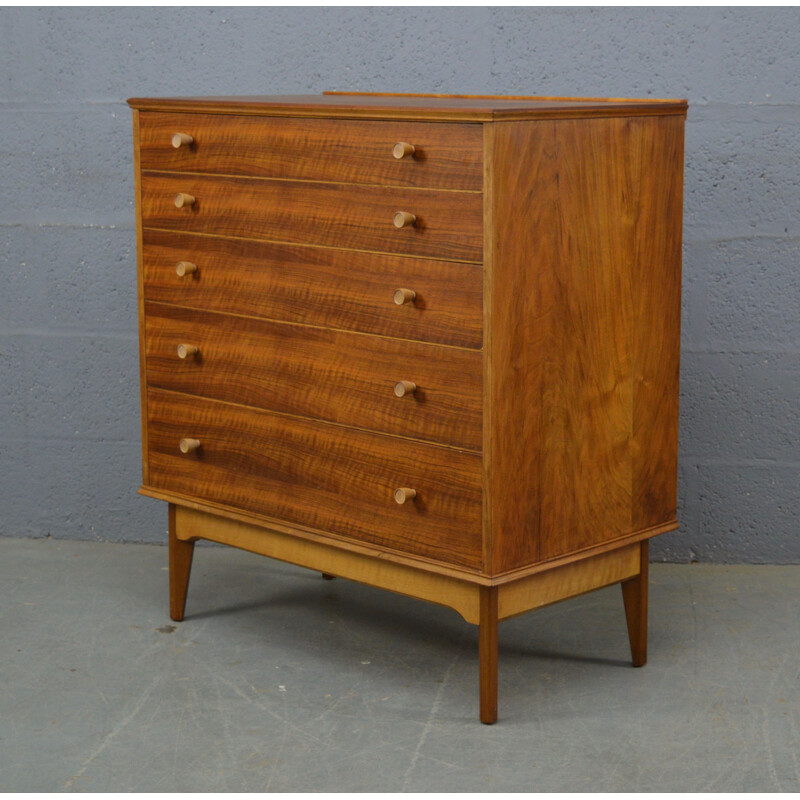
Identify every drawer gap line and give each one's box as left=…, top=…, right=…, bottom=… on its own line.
left=141, top=168, right=483, bottom=195
left=144, top=299, right=484, bottom=354
left=141, top=227, right=485, bottom=266
left=146, top=384, right=483, bottom=455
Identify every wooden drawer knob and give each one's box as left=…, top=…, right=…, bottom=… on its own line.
left=393, top=288, right=416, bottom=305
left=171, top=133, right=194, bottom=149
left=179, top=438, right=201, bottom=454
left=177, top=343, right=199, bottom=359
left=393, top=142, right=416, bottom=160
left=175, top=261, right=197, bottom=277
left=174, top=192, right=195, bottom=208
left=393, top=211, right=416, bottom=229
left=394, top=381, right=417, bottom=397
left=394, top=487, right=417, bottom=504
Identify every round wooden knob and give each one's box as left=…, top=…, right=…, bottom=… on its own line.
left=174, top=192, right=195, bottom=208
left=177, top=344, right=198, bottom=359
left=393, top=288, right=416, bottom=306
left=394, top=381, right=417, bottom=397
left=392, top=142, right=416, bottom=160
left=175, top=261, right=197, bottom=277
left=171, top=133, right=194, bottom=149
left=179, top=438, right=201, bottom=454
left=394, top=487, right=417, bottom=504
left=393, top=211, right=416, bottom=229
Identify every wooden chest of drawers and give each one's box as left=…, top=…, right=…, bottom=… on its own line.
left=128, top=92, right=687, bottom=723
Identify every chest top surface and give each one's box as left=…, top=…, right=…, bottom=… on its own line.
left=127, top=91, right=688, bottom=121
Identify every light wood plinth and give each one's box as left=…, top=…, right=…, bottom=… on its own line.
left=168, top=503, right=653, bottom=722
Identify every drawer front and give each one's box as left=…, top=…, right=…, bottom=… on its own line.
left=145, top=302, right=482, bottom=451
left=146, top=388, right=483, bottom=568
left=142, top=230, right=482, bottom=350
left=139, top=112, right=483, bottom=191
left=140, top=173, right=483, bottom=263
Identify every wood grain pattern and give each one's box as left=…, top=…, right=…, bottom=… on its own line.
left=630, top=121, right=685, bottom=531
left=479, top=586, right=498, bottom=725
left=130, top=97, right=687, bottom=723
left=168, top=502, right=195, bottom=621
left=128, top=94, right=688, bottom=122
left=142, top=229, right=482, bottom=349
left=487, top=115, right=684, bottom=572
left=132, top=110, right=150, bottom=484
left=144, top=301, right=482, bottom=450
left=174, top=505, right=482, bottom=623
left=141, top=172, right=483, bottom=262
left=139, top=112, right=483, bottom=190
left=481, top=121, right=495, bottom=574
left=621, top=539, right=649, bottom=666
left=497, top=543, right=640, bottom=620
left=146, top=388, right=483, bottom=568
left=143, top=485, right=490, bottom=582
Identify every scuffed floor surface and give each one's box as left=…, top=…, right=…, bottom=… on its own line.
left=1, top=537, right=798, bottom=792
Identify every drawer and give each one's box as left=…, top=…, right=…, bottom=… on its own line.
left=142, top=230, right=482, bottom=350
left=140, top=173, right=483, bottom=263
left=138, top=112, right=483, bottom=191
left=146, top=388, right=483, bottom=568
left=144, top=302, right=482, bottom=451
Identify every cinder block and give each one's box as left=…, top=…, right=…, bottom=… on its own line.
left=488, top=8, right=716, bottom=100
left=22, top=332, right=141, bottom=442
left=0, top=334, right=28, bottom=441
left=680, top=240, right=713, bottom=349
left=680, top=352, right=800, bottom=462
left=696, top=464, right=800, bottom=562
left=0, top=225, right=137, bottom=332
left=16, top=439, right=163, bottom=542
left=0, top=106, right=133, bottom=225
left=0, top=8, right=29, bottom=103
left=717, top=8, right=800, bottom=103
left=13, top=7, right=492, bottom=102
left=684, top=115, right=800, bottom=239
left=0, top=435, right=29, bottom=537
left=650, top=460, right=699, bottom=562
left=702, top=237, right=800, bottom=349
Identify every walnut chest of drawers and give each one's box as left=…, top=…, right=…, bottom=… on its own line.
left=128, top=92, right=687, bottom=723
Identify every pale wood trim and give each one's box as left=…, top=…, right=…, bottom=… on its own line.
left=175, top=506, right=482, bottom=624
left=489, top=520, right=678, bottom=585
left=497, top=543, right=641, bottom=620
left=172, top=505, right=646, bottom=626
left=132, top=109, right=149, bottom=484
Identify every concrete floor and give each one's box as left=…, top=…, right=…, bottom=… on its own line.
left=1, top=537, right=799, bottom=792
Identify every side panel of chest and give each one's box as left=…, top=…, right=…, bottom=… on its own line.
left=485, top=116, right=684, bottom=573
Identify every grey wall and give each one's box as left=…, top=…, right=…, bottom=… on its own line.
left=1, top=8, right=798, bottom=561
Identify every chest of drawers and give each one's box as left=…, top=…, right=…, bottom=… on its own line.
left=128, top=92, right=687, bottom=723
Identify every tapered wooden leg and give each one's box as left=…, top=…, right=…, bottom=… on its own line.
left=479, top=586, right=498, bottom=724
left=169, top=504, right=195, bottom=622
left=621, top=539, right=649, bottom=667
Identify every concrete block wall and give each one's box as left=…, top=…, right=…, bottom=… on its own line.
left=1, top=8, right=798, bottom=561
